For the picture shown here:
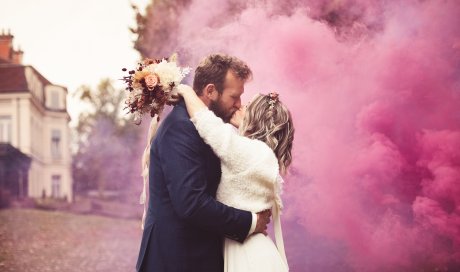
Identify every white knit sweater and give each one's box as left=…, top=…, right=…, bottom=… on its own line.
left=191, top=109, right=288, bottom=268
left=191, top=109, right=284, bottom=213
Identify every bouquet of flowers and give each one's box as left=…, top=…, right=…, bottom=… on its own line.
left=121, top=54, right=191, bottom=124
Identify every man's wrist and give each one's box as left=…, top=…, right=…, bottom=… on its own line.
left=247, top=212, right=257, bottom=237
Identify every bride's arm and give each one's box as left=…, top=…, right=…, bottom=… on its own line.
left=176, top=84, right=208, bottom=119
left=176, top=84, right=277, bottom=174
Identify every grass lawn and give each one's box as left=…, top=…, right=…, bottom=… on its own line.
left=0, top=208, right=142, bottom=272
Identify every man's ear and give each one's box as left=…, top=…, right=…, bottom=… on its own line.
left=204, top=84, right=219, bottom=101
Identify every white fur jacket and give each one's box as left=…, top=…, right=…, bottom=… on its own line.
left=191, top=109, right=284, bottom=213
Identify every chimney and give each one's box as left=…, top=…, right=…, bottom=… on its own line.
left=12, top=46, right=23, bottom=64
left=0, top=29, right=14, bottom=61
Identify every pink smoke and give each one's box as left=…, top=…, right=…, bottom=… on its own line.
left=142, top=0, right=460, bottom=270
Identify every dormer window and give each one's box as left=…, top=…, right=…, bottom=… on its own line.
left=51, top=91, right=59, bottom=109
left=44, top=86, right=66, bottom=110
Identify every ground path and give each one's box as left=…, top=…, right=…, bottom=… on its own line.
left=0, top=209, right=142, bottom=272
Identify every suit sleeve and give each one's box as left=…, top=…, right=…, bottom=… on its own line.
left=158, top=118, right=252, bottom=243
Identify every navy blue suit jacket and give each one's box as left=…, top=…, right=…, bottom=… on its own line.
left=136, top=101, right=252, bottom=272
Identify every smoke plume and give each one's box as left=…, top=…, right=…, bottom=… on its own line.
left=139, top=0, right=460, bottom=270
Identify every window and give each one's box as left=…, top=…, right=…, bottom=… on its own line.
left=51, top=129, right=61, bottom=159
left=0, top=116, right=12, bottom=143
left=51, top=175, right=61, bottom=198
left=51, top=91, right=59, bottom=109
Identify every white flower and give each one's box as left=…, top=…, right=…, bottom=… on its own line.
left=144, top=64, right=156, bottom=73
left=154, top=60, right=191, bottom=88
left=126, top=88, right=143, bottom=105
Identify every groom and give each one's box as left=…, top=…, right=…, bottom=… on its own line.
left=136, top=54, right=271, bottom=272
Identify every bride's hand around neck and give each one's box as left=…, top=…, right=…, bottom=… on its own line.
left=176, top=84, right=194, bottom=96
left=230, top=106, right=246, bottom=128
left=177, top=84, right=208, bottom=117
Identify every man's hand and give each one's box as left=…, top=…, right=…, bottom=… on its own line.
left=166, top=93, right=181, bottom=105
left=166, top=88, right=182, bottom=106
left=254, top=209, right=272, bottom=236
left=167, top=84, right=194, bottom=106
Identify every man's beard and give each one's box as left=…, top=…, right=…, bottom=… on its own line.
left=209, top=99, right=233, bottom=123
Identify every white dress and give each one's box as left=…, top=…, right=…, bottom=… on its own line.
left=191, top=109, right=289, bottom=272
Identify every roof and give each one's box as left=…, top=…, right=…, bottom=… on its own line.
left=0, top=143, right=32, bottom=167
left=0, top=64, right=28, bottom=92
left=0, top=60, right=70, bottom=118
left=0, top=63, right=57, bottom=93
left=28, top=65, right=51, bottom=86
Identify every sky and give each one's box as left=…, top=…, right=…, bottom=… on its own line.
left=0, top=0, right=150, bottom=123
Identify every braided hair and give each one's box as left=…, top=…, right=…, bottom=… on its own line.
left=239, top=94, right=295, bottom=174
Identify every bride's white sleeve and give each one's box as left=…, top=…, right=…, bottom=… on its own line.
left=190, top=109, right=275, bottom=172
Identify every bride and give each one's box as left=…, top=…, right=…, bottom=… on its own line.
left=176, top=84, right=295, bottom=272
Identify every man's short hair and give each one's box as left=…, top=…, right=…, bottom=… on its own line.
left=193, top=54, right=252, bottom=95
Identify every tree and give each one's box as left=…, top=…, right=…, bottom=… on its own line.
left=130, top=0, right=192, bottom=58
left=72, top=79, right=143, bottom=200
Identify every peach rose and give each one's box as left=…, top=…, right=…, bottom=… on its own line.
left=145, top=74, right=159, bottom=90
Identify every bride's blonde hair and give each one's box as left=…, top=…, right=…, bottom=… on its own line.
left=239, top=94, right=295, bottom=174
